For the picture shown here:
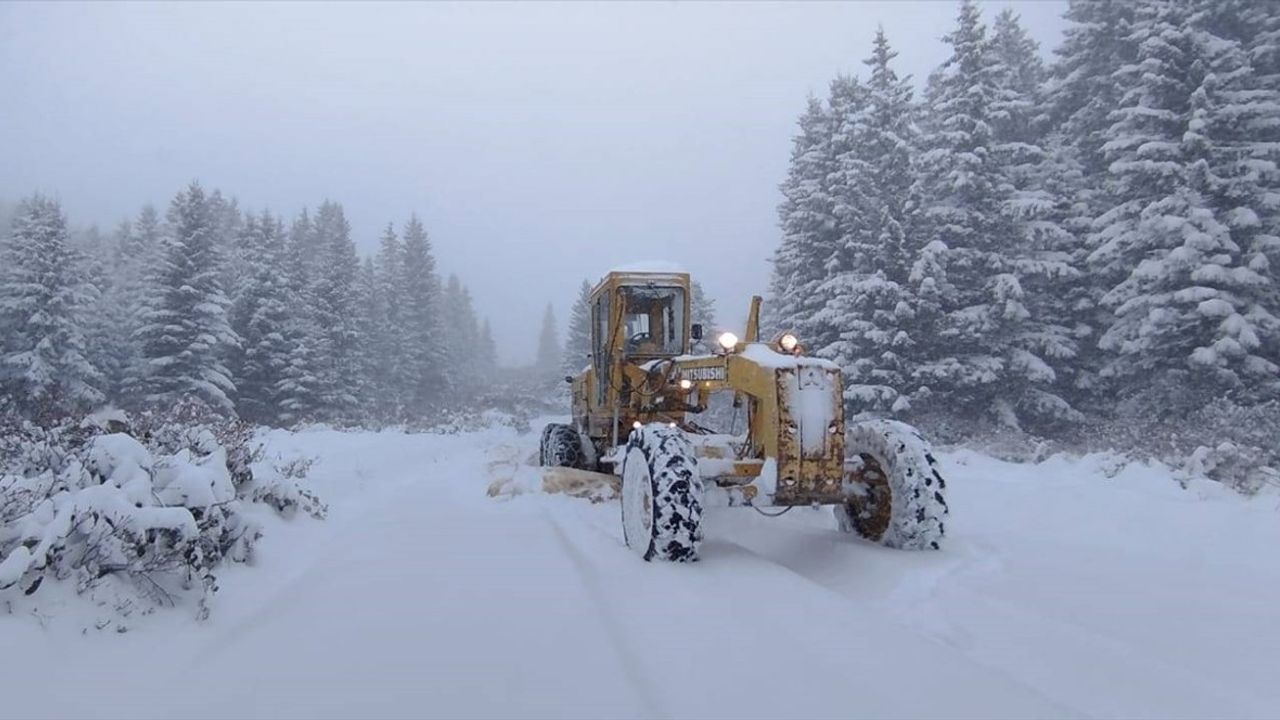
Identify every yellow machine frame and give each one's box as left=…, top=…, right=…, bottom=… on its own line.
left=568, top=270, right=850, bottom=506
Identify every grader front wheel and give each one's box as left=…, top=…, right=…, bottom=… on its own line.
left=621, top=424, right=703, bottom=562
left=837, top=420, right=949, bottom=550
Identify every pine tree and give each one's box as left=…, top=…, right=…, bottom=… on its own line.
left=1090, top=0, right=1280, bottom=404
left=1049, top=0, right=1139, bottom=183
left=136, top=182, right=238, bottom=413
left=399, top=214, right=447, bottom=416
left=275, top=210, right=324, bottom=425
left=441, top=274, right=483, bottom=399
left=690, top=280, right=718, bottom=353
left=353, top=256, right=381, bottom=423
left=229, top=211, right=294, bottom=424
left=478, top=318, right=498, bottom=373
left=76, top=224, right=121, bottom=405
left=309, top=200, right=361, bottom=421
left=535, top=302, right=561, bottom=379
left=118, top=205, right=164, bottom=402
left=0, top=194, right=103, bottom=419
left=816, top=29, right=920, bottom=415
left=808, top=74, right=870, bottom=361
left=1191, top=0, right=1280, bottom=400
left=563, top=279, right=593, bottom=374
left=367, top=223, right=404, bottom=422
left=209, top=190, right=245, bottom=308
left=909, top=0, right=1068, bottom=429
left=93, top=219, right=138, bottom=397
left=989, top=8, right=1083, bottom=426
left=770, top=97, right=837, bottom=340
left=1046, top=1, right=1143, bottom=406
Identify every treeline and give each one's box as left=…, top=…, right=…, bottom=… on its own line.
left=0, top=183, right=498, bottom=427
left=770, top=0, right=1280, bottom=445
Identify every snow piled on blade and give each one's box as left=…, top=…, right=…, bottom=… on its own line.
left=3, top=421, right=1278, bottom=720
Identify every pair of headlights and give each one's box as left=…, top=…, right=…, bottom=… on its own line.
left=714, top=331, right=799, bottom=353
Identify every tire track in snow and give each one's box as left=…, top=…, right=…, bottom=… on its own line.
left=542, top=510, right=671, bottom=720
left=700, top=535, right=1089, bottom=718
left=711, top=530, right=1258, bottom=719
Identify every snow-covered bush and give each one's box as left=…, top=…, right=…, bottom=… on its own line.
left=0, top=400, right=324, bottom=623
left=1078, top=393, right=1280, bottom=495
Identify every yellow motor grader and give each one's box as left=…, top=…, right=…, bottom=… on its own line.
left=540, top=269, right=948, bottom=561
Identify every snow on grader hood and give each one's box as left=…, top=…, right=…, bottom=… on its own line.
left=537, top=269, right=948, bottom=562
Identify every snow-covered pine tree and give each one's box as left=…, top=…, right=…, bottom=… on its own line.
left=309, top=201, right=361, bottom=422
left=1189, top=0, right=1280, bottom=401
left=91, top=220, right=137, bottom=397
left=117, top=205, right=164, bottom=404
left=74, top=224, right=120, bottom=406
left=1046, top=0, right=1141, bottom=407
left=910, top=0, right=1066, bottom=430
left=1049, top=0, right=1139, bottom=184
left=690, top=280, right=718, bottom=352
left=274, top=210, right=324, bottom=425
left=988, top=9, right=1083, bottom=427
left=228, top=211, right=294, bottom=425
left=478, top=318, right=498, bottom=373
left=352, top=256, right=381, bottom=424
left=366, top=223, right=405, bottom=422
left=209, top=190, right=245, bottom=309
left=563, top=279, right=593, bottom=375
left=136, top=182, right=238, bottom=414
left=399, top=214, right=447, bottom=417
left=535, top=302, right=561, bottom=380
left=1091, top=0, right=1280, bottom=405
left=807, top=74, right=870, bottom=362
left=441, top=274, right=483, bottom=400
left=769, top=96, right=837, bottom=341
left=815, top=29, right=920, bottom=416
left=0, top=194, right=104, bottom=420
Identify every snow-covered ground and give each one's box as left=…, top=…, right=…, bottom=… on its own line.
left=4, top=420, right=1278, bottom=719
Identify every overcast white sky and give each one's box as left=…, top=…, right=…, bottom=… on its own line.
left=0, top=1, right=1067, bottom=365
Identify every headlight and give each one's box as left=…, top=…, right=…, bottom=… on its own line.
left=679, top=378, right=693, bottom=390
left=779, top=332, right=799, bottom=352
left=717, top=332, right=739, bottom=351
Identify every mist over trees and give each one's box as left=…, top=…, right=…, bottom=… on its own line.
left=769, top=0, right=1280, bottom=452
left=0, top=183, right=498, bottom=427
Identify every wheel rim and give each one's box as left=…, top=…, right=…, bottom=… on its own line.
left=845, top=453, right=892, bottom=541
left=621, top=446, right=654, bottom=558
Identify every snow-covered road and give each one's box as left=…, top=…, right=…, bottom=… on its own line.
left=5, top=421, right=1279, bottom=719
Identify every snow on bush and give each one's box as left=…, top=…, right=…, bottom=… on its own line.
left=0, top=400, right=325, bottom=624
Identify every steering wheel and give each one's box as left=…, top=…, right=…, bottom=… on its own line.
left=627, top=332, right=652, bottom=348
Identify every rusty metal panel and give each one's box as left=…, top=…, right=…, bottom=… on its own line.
left=773, top=366, right=846, bottom=505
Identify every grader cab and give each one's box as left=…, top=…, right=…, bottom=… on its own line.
left=540, top=269, right=948, bottom=562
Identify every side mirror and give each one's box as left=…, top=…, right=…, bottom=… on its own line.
left=564, top=376, right=573, bottom=384
left=691, top=323, right=703, bottom=341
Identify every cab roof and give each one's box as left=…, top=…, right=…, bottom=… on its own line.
left=591, top=269, right=691, bottom=299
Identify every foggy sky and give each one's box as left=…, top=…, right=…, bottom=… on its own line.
left=0, top=1, right=1066, bottom=366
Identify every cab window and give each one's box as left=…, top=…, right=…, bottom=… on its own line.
left=621, top=285, right=686, bottom=356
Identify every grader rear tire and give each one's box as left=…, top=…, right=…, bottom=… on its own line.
left=836, top=419, right=948, bottom=550
left=621, top=424, right=703, bottom=562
